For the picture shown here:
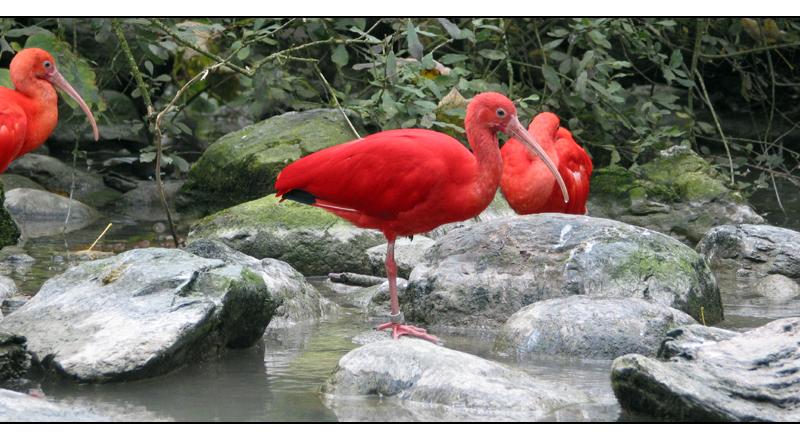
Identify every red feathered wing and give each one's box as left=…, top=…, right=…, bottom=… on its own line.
left=0, top=94, right=27, bottom=173
left=275, top=129, right=470, bottom=221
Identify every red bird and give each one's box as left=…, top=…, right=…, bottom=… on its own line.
left=0, top=48, right=99, bottom=172
left=276, top=93, right=568, bottom=343
left=501, top=112, right=592, bottom=215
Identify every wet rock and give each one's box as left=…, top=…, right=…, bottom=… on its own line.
left=611, top=317, right=800, bottom=422
left=341, top=279, right=407, bottom=318
left=185, top=238, right=336, bottom=327
left=697, top=224, right=800, bottom=299
left=4, top=188, right=98, bottom=238
left=188, top=195, right=383, bottom=275
left=656, top=324, right=739, bottom=360
left=115, top=180, right=184, bottom=221
left=179, top=109, right=360, bottom=214
left=322, top=338, right=593, bottom=420
left=7, top=154, right=121, bottom=207
left=589, top=146, right=763, bottom=244
left=0, top=389, right=109, bottom=422
left=0, top=275, right=16, bottom=319
left=0, top=182, right=19, bottom=248
left=0, top=332, right=29, bottom=384
left=0, top=174, right=44, bottom=191
left=405, top=214, right=722, bottom=329
left=328, top=272, right=385, bottom=287
left=366, top=236, right=435, bottom=278
left=495, top=297, right=696, bottom=359
left=103, top=172, right=139, bottom=193
left=1, top=297, right=28, bottom=317
left=0, top=247, right=276, bottom=383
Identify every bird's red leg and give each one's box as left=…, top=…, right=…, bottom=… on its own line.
left=375, top=237, right=439, bottom=344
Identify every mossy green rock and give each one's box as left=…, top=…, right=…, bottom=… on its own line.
left=589, top=145, right=763, bottom=243
left=188, top=194, right=383, bottom=276
left=179, top=109, right=359, bottom=214
left=0, top=182, right=20, bottom=248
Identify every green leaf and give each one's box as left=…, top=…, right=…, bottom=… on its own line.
left=588, top=30, right=612, bottom=49
left=0, top=68, right=11, bottom=88
left=237, top=46, right=251, bottom=60
left=669, top=49, right=683, bottom=69
left=437, top=18, right=462, bottom=39
left=406, top=20, right=424, bottom=60
left=479, top=49, right=506, bottom=60
left=575, top=70, right=588, bottom=96
left=331, top=45, right=349, bottom=67
left=542, top=38, right=564, bottom=50
left=440, top=53, right=468, bottom=64
left=386, top=50, right=397, bottom=80
left=542, top=65, right=561, bottom=92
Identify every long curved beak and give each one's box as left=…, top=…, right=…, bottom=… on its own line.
left=48, top=68, right=99, bottom=141
left=505, top=115, right=569, bottom=204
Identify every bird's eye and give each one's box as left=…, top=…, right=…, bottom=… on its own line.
left=43, top=61, right=52, bottom=69
left=496, top=108, right=507, bottom=118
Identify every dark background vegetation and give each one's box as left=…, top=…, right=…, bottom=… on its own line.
left=1, top=18, right=798, bottom=208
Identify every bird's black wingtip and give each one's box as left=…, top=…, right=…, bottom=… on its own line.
left=281, top=189, right=317, bottom=206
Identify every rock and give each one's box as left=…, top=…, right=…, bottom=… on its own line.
left=0, top=247, right=276, bottom=383
left=611, top=317, right=800, bottom=422
left=366, top=236, right=435, bottom=278
left=0, top=247, right=34, bottom=278
left=178, top=109, right=359, bottom=213
left=327, top=272, right=385, bottom=287
left=405, top=214, right=722, bottom=329
left=4, top=188, right=98, bottom=238
left=0, top=275, right=17, bottom=319
left=322, top=338, right=594, bottom=421
left=340, top=279, right=407, bottom=319
left=0, top=182, right=19, bottom=248
left=185, top=239, right=336, bottom=327
left=1, top=297, right=28, bottom=317
left=656, top=324, right=739, bottom=360
left=754, top=274, right=799, bottom=302
left=7, top=154, right=121, bottom=207
left=188, top=195, right=383, bottom=275
left=495, top=297, right=696, bottom=359
left=697, top=224, right=800, bottom=296
left=0, top=332, right=29, bottom=383
left=589, top=146, right=764, bottom=244
left=0, top=389, right=109, bottom=422
left=0, top=174, right=44, bottom=191
left=115, top=180, right=184, bottom=221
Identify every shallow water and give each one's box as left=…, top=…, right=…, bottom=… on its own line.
left=3, top=193, right=798, bottom=422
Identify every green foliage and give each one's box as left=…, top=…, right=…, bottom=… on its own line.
left=1, top=17, right=798, bottom=200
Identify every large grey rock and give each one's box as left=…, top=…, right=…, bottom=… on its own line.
left=0, top=248, right=276, bottom=383
left=697, top=224, right=800, bottom=299
left=0, top=389, right=109, bottom=422
left=0, top=332, right=29, bottom=383
left=184, top=239, right=336, bottom=327
left=405, top=214, right=722, bottom=329
left=495, top=297, right=696, bottom=359
left=611, top=318, right=800, bottom=422
left=589, top=146, right=763, bottom=244
left=322, top=338, right=594, bottom=421
left=7, top=154, right=121, bottom=207
left=4, top=188, right=98, bottom=238
left=366, top=236, right=435, bottom=278
left=188, top=195, right=383, bottom=275
left=0, top=174, right=44, bottom=191
left=179, top=109, right=359, bottom=213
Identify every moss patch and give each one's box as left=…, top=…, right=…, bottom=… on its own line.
left=192, top=194, right=343, bottom=231
left=0, top=182, right=20, bottom=247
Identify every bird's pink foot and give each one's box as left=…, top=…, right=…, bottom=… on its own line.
left=376, top=322, right=440, bottom=344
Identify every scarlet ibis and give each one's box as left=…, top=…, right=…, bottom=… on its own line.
left=0, top=48, right=99, bottom=172
left=275, top=92, right=568, bottom=343
left=501, top=112, right=592, bottom=215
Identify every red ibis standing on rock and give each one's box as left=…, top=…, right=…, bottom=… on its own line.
left=275, top=92, right=569, bottom=343
left=0, top=48, right=99, bottom=172
left=501, top=112, right=592, bottom=215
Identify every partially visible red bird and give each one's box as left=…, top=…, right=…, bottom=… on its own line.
left=0, top=48, right=99, bottom=172
left=501, top=112, right=592, bottom=215
left=275, top=92, right=568, bottom=343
